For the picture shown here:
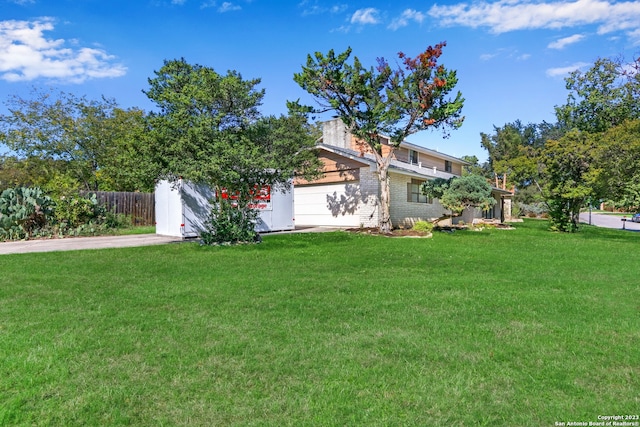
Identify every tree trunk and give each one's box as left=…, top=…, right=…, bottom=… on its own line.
left=378, top=162, right=392, bottom=233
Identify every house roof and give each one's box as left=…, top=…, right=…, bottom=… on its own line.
left=316, top=143, right=512, bottom=196
left=316, top=143, right=459, bottom=181
left=320, top=118, right=470, bottom=165
left=398, top=139, right=470, bottom=165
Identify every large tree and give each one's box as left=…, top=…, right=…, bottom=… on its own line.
left=293, top=43, right=464, bottom=232
left=145, top=58, right=321, bottom=242
left=480, top=120, right=563, bottom=198
left=541, top=130, right=599, bottom=232
left=591, top=119, right=640, bottom=210
left=0, top=89, right=152, bottom=191
left=555, top=56, right=640, bottom=133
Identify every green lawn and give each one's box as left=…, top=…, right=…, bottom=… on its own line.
left=1, top=220, right=638, bottom=426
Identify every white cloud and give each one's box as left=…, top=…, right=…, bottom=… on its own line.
left=480, top=52, right=498, bottom=60
left=388, top=9, right=426, bottom=30
left=429, top=0, right=640, bottom=42
left=351, top=8, right=380, bottom=25
left=172, top=0, right=187, bottom=4
left=330, top=5, right=348, bottom=14
left=218, top=2, right=241, bottom=12
left=546, top=61, right=591, bottom=76
left=299, top=2, right=347, bottom=16
left=548, top=33, right=586, bottom=49
left=628, top=28, right=640, bottom=44
left=0, top=18, right=126, bottom=83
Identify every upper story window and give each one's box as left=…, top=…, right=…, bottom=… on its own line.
left=445, top=160, right=452, bottom=173
left=409, top=149, right=419, bottom=165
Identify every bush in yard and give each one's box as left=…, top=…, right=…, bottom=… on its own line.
left=104, top=210, right=132, bottom=229
left=0, top=186, right=55, bottom=240
left=53, top=193, right=106, bottom=229
left=412, top=221, right=434, bottom=233
left=518, top=202, right=548, bottom=218
left=200, top=197, right=260, bottom=245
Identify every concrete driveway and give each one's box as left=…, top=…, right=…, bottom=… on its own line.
left=0, top=226, right=340, bottom=255
left=0, top=234, right=182, bottom=255
left=579, top=212, right=640, bottom=231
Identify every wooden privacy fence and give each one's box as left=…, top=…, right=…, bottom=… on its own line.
left=83, top=191, right=155, bottom=226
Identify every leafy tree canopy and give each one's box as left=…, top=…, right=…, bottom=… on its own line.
left=591, top=119, right=640, bottom=210
left=145, top=58, right=321, bottom=194
left=421, top=174, right=495, bottom=216
left=292, top=43, right=464, bottom=232
left=555, top=56, right=640, bottom=133
left=541, top=130, right=599, bottom=232
left=439, top=174, right=496, bottom=215
left=0, top=89, right=153, bottom=192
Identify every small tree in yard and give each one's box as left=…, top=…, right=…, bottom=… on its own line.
left=439, top=174, right=495, bottom=216
left=145, top=59, right=321, bottom=244
left=293, top=43, right=464, bottom=233
left=422, top=174, right=495, bottom=220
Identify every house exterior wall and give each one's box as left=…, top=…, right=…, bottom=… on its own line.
left=358, top=165, right=380, bottom=228
left=392, top=147, right=463, bottom=175
left=298, top=119, right=512, bottom=229
left=295, top=151, right=361, bottom=185
left=388, top=172, right=448, bottom=228
left=322, top=119, right=466, bottom=176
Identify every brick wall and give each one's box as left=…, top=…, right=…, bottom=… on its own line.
left=388, top=173, right=451, bottom=228
left=357, top=166, right=380, bottom=228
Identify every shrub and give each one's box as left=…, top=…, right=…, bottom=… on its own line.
left=104, top=211, right=132, bottom=229
left=518, top=202, right=548, bottom=218
left=200, top=198, right=260, bottom=245
left=412, top=221, right=434, bottom=233
left=0, top=187, right=139, bottom=240
left=0, top=187, right=55, bottom=240
left=511, top=203, right=521, bottom=218
left=53, top=193, right=107, bottom=229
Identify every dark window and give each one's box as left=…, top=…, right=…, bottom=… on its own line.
left=407, top=179, right=432, bottom=203
left=445, top=160, right=452, bottom=173
left=409, top=149, right=419, bottom=165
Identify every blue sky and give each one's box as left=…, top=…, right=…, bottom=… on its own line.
left=1, top=0, right=640, bottom=161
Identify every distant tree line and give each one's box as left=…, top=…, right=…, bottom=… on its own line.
left=474, top=56, right=640, bottom=232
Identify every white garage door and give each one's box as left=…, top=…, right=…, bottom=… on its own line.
left=295, top=183, right=361, bottom=227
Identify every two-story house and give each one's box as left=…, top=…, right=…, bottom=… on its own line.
left=294, top=119, right=512, bottom=228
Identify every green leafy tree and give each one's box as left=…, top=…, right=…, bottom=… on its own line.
left=293, top=43, right=464, bottom=233
left=440, top=174, right=495, bottom=215
left=145, top=58, right=321, bottom=243
left=421, top=177, right=451, bottom=200
left=94, top=107, right=157, bottom=192
left=591, top=119, right=640, bottom=210
left=0, top=89, right=152, bottom=191
left=555, top=57, right=640, bottom=133
left=460, top=155, right=490, bottom=177
left=541, top=130, right=599, bottom=232
left=0, top=155, right=72, bottom=190
left=480, top=121, right=562, bottom=197
left=421, top=174, right=495, bottom=219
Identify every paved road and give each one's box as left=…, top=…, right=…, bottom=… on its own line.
left=579, top=212, right=640, bottom=231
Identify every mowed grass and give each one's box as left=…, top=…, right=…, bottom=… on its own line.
left=0, top=220, right=638, bottom=426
